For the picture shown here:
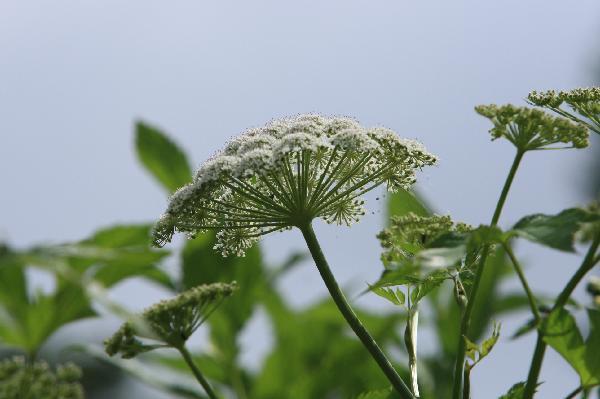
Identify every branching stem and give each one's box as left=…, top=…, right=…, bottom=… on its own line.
left=452, top=149, right=524, bottom=399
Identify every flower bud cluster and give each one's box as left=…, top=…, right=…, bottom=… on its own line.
left=153, top=114, right=436, bottom=256
left=528, top=87, right=600, bottom=134
left=105, top=282, right=237, bottom=357
left=378, top=213, right=471, bottom=264
left=475, top=104, right=589, bottom=151
left=0, top=357, right=84, bottom=399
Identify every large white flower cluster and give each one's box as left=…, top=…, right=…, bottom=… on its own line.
left=153, top=114, right=437, bottom=256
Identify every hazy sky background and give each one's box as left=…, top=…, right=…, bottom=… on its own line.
left=1, top=1, right=600, bottom=398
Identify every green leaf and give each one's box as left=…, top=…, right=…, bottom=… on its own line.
left=78, top=345, right=206, bottom=398
left=181, top=233, right=266, bottom=363
left=511, top=208, right=600, bottom=252
left=135, top=121, right=192, bottom=193
left=542, top=308, right=600, bottom=387
left=371, top=286, right=405, bottom=306
left=356, top=387, right=394, bottom=399
left=386, top=188, right=431, bottom=222
left=464, top=323, right=501, bottom=369
left=77, top=224, right=173, bottom=288
left=0, top=249, right=28, bottom=314
left=498, top=382, right=528, bottom=399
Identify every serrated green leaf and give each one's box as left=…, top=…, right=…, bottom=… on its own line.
left=542, top=308, right=600, bottom=387
left=511, top=208, right=600, bottom=252
left=135, top=121, right=192, bottom=193
left=371, top=286, right=405, bottom=306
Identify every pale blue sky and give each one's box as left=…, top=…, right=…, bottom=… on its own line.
left=1, top=1, right=599, bottom=398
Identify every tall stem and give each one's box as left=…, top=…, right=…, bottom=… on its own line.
left=503, top=243, right=541, bottom=322
left=299, top=223, right=415, bottom=399
left=523, top=232, right=600, bottom=398
left=177, top=345, right=219, bottom=399
left=452, top=150, right=524, bottom=399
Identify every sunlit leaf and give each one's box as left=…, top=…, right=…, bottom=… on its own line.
left=542, top=308, right=600, bottom=387
left=371, top=286, right=405, bottom=306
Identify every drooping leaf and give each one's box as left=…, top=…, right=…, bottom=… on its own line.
left=135, top=121, right=192, bottom=193
left=511, top=208, right=600, bottom=252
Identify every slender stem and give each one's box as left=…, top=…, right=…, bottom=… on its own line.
left=405, top=306, right=420, bottom=397
left=177, top=345, right=219, bottom=399
left=503, top=243, right=541, bottom=322
left=523, top=232, right=600, bottom=399
left=299, top=223, right=415, bottom=399
left=462, top=368, right=471, bottom=399
left=452, top=150, right=525, bottom=399
left=564, top=385, right=583, bottom=399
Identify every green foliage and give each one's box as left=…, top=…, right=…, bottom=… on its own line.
left=0, top=356, right=84, bottom=399
left=386, top=188, right=431, bottom=221
left=356, top=387, right=394, bottom=398
left=135, top=121, right=192, bottom=193
left=254, top=299, right=407, bottom=399
left=0, top=224, right=172, bottom=356
left=464, top=323, right=501, bottom=371
left=81, top=345, right=206, bottom=399
left=541, top=308, right=600, bottom=388
left=511, top=208, right=600, bottom=252
left=371, top=286, right=406, bottom=306
left=498, top=381, right=528, bottom=399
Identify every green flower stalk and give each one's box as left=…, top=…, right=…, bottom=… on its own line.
left=152, top=114, right=437, bottom=398
left=0, top=357, right=84, bottom=399
left=528, top=87, right=600, bottom=134
left=451, top=105, right=590, bottom=399
left=105, top=282, right=237, bottom=399
left=378, top=213, right=472, bottom=397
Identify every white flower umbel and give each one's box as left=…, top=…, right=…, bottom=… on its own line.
left=152, top=114, right=435, bottom=399
left=153, top=114, right=436, bottom=257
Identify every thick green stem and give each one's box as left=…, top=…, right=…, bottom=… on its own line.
left=523, top=233, right=600, bottom=398
left=451, top=150, right=524, bottom=399
left=299, top=223, right=415, bottom=399
left=177, top=345, right=219, bottom=399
